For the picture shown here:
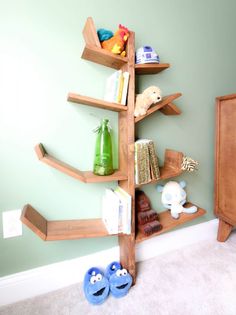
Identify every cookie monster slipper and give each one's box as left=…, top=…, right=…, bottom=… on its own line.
left=83, top=267, right=109, bottom=305
left=105, top=261, right=132, bottom=298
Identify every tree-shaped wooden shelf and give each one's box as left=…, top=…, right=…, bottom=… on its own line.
left=67, top=93, right=128, bottom=112
left=21, top=17, right=207, bottom=283
left=135, top=203, right=206, bottom=243
left=135, top=149, right=183, bottom=188
left=21, top=204, right=114, bottom=241
left=35, top=143, right=127, bottom=183
left=135, top=93, right=182, bottom=123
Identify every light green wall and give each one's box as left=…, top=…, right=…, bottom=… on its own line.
left=1, top=0, right=236, bottom=276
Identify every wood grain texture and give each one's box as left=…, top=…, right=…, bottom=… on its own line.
left=82, top=17, right=101, bottom=48
left=21, top=205, right=47, bottom=240
left=135, top=93, right=182, bottom=123
left=34, top=143, right=127, bottom=183
left=21, top=205, right=114, bottom=240
left=217, top=219, right=233, bottom=242
left=215, top=94, right=236, bottom=241
left=135, top=63, right=170, bottom=75
left=67, top=93, right=127, bottom=112
left=118, top=31, right=136, bottom=282
left=136, top=203, right=206, bottom=243
left=82, top=45, right=128, bottom=69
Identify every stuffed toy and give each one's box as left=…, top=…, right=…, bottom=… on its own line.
left=97, top=28, right=113, bottom=42
left=83, top=267, right=109, bottom=305
left=157, top=181, right=198, bottom=219
left=134, top=86, right=162, bottom=117
left=105, top=261, right=132, bottom=298
left=101, top=24, right=129, bottom=57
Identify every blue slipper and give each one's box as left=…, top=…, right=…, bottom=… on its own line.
left=105, top=261, right=132, bottom=298
left=83, top=267, right=109, bottom=305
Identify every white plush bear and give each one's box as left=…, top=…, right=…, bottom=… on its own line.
left=157, top=181, right=198, bottom=219
left=134, top=86, right=162, bottom=117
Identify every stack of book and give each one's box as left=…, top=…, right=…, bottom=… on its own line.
left=104, top=70, right=130, bottom=105
left=135, top=190, right=162, bottom=236
left=102, top=186, right=131, bottom=234
left=135, top=139, right=160, bottom=185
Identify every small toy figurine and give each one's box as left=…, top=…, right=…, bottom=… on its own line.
left=157, top=181, right=198, bottom=219
left=101, top=24, right=129, bottom=57
left=136, top=46, right=160, bottom=64
left=134, top=86, right=162, bottom=117
left=83, top=267, right=109, bottom=305
left=105, top=261, right=132, bottom=298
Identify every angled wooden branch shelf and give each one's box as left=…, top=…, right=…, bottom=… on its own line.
left=135, top=63, right=170, bottom=75
left=135, top=203, right=206, bottom=243
left=67, top=93, right=128, bottom=112
left=135, top=149, right=183, bottom=188
left=21, top=204, right=112, bottom=241
left=135, top=93, right=182, bottom=123
left=81, top=17, right=128, bottom=69
left=35, top=143, right=127, bottom=183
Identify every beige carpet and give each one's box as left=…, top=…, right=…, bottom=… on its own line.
left=1, top=230, right=236, bottom=315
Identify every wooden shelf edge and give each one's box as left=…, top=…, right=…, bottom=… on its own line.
left=135, top=93, right=182, bottom=123
left=82, top=44, right=128, bottom=70
left=21, top=204, right=114, bottom=241
left=82, top=17, right=101, bottom=48
left=67, top=93, right=128, bottom=112
left=135, top=203, right=207, bottom=243
left=35, top=144, right=127, bottom=183
left=135, top=63, right=170, bottom=75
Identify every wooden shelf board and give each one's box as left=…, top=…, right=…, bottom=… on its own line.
left=135, top=93, right=182, bottom=123
left=67, top=93, right=127, bottom=112
left=35, top=143, right=127, bottom=183
left=82, top=44, right=128, bottom=70
left=135, top=63, right=170, bottom=75
left=21, top=204, right=112, bottom=241
left=135, top=203, right=206, bottom=243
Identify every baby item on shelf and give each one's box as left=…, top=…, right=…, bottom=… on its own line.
left=157, top=181, right=198, bottom=219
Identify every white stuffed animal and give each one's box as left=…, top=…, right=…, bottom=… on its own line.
left=134, top=86, right=162, bottom=117
left=157, top=181, right=198, bottom=219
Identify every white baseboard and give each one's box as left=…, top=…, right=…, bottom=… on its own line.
left=0, top=219, right=218, bottom=306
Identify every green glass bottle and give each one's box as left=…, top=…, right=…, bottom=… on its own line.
left=93, top=118, right=114, bottom=176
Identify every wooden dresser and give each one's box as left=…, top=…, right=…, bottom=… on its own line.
left=215, top=94, right=236, bottom=241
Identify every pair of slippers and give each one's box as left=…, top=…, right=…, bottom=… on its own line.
left=83, top=261, right=133, bottom=305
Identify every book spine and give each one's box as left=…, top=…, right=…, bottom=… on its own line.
left=148, top=140, right=160, bottom=180
left=135, top=141, right=151, bottom=185
left=121, top=72, right=130, bottom=105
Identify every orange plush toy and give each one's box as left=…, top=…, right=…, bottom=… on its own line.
left=101, top=24, right=129, bottom=57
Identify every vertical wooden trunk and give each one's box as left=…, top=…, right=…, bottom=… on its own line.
left=118, top=32, right=136, bottom=281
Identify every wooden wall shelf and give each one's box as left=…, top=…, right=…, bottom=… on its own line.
left=82, top=45, right=128, bottom=70
left=135, top=93, right=182, bottom=123
left=135, top=203, right=206, bottom=243
left=35, top=143, right=127, bottom=183
left=81, top=17, right=128, bottom=69
left=67, top=93, right=127, bottom=112
left=135, top=149, right=183, bottom=187
left=21, top=204, right=112, bottom=241
left=135, top=63, right=170, bottom=75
